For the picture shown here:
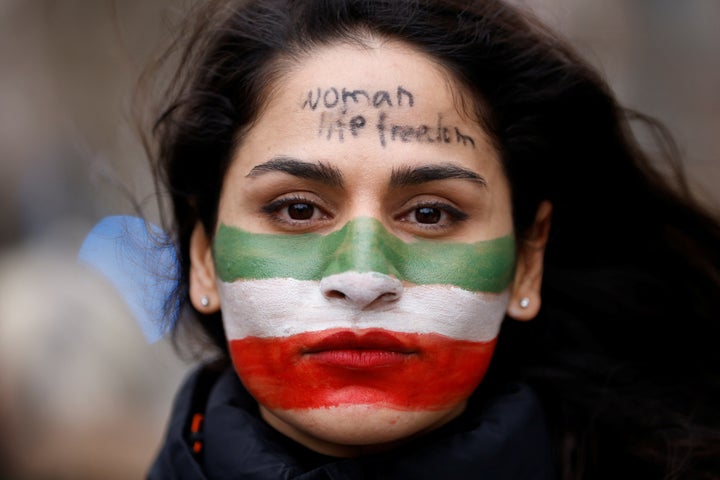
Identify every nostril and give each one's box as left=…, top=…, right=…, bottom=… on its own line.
left=319, top=272, right=404, bottom=309
left=379, top=292, right=398, bottom=301
left=325, top=290, right=346, bottom=300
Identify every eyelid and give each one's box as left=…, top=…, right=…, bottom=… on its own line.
left=260, top=189, right=326, bottom=210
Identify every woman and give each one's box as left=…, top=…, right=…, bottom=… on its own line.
left=146, top=0, right=720, bottom=478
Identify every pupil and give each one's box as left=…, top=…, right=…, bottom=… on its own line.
left=415, top=207, right=441, bottom=224
left=288, top=203, right=314, bottom=220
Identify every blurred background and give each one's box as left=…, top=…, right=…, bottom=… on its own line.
left=0, top=1, right=718, bottom=478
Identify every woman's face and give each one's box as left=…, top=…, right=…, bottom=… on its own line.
left=191, top=41, right=542, bottom=456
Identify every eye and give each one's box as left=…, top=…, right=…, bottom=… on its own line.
left=397, top=200, right=468, bottom=233
left=286, top=202, right=315, bottom=220
left=261, top=195, right=331, bottom=227
left=414, top=206, right=442, bottom=224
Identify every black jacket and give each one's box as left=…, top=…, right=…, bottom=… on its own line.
left=149, top=365, right=556, bottom=479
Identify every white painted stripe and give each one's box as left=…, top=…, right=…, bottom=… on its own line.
left=217, top=274, right=509, bottom=342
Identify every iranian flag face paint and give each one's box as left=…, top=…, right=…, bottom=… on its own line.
left=214, top=217, right=515, bottom=412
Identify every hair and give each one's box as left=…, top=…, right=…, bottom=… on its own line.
left=143, top=0, right=720, bottom=477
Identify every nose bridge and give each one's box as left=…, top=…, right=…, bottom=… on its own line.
left=322, top=218, right=401, bottom=278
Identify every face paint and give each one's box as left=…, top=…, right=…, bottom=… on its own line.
left=214, top=217, right=515, bottom=293
left=229, top=329, right=496, bottom=410
left=221, top=279, right=507, bottom=410
left=215, top=218, right=515, bottom=411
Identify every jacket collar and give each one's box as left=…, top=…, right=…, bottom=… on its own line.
left=150, top=366, right=556, bottom=480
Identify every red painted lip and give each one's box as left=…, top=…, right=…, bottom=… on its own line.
left=229, top=331, right=497, bottom=410
left=302, top=330, right=417, bottom=368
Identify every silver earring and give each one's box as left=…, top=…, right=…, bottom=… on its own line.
left=519, top=297, right=530, bottom=309
left=200, top=295, right=210, bottom=308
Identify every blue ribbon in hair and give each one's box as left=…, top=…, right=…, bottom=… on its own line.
left=78, top=216, right=180, bottom=343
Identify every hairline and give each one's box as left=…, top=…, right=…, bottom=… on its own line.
left=231, top=31, right=496, bottom=155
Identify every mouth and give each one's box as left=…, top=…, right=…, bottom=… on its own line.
left=302, top=330, right=417, bottom=368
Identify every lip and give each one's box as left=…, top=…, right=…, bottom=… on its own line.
left=302, top=330, right=417, bottom=368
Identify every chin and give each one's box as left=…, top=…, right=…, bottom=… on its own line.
left=260, top=402, right=467, bottom=457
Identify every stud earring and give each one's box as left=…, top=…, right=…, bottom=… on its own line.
left=200, top=295, right=210, bottom=308
left=519, top=297, right=530, bottom=309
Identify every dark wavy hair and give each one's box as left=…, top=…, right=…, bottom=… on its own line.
left=142, top=0, right=720, bottom=477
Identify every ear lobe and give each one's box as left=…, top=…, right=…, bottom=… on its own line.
left=506, top=201, right=552, bottom=322
left=189, top=222, right=221, bottom=313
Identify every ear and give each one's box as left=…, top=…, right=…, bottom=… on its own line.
left=189, top=222, right=221, bottom=313
left=506, top=200, right=552, bottom=321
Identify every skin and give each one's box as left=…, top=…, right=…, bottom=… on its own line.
left=189, top=39, right=552, bottom=456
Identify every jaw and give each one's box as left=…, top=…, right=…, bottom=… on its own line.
left=259, top=401, right=467, bottom=457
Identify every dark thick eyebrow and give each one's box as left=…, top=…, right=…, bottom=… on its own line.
left=389, top=163, right=487, bottom=189
left=246, top=156, right=344, bottom=187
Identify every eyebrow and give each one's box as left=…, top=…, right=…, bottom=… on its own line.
left=246, top=156, right=344, bottom=187
left=389, top=163, right=487, bottom=189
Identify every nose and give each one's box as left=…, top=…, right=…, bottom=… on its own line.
left=321, top=217, right=402, bottom=278
left=320, top=272, right=403, bottom=310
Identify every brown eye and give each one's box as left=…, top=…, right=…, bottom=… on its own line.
left=287, top=203, right=314, bottom=220
left=414, top=207, right=442, bottom=224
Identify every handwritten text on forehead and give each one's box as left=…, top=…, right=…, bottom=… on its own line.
left=302, top=86, right=415, bottom=111
left=300, top=86, right=476, bottom=149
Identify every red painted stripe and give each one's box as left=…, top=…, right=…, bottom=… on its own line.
left=229, top=329, right=496, bottom=411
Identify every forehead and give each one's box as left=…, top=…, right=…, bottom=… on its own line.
left=230, top=40, right=499, bottom=180
left=282, top=41, right=460, bottom=110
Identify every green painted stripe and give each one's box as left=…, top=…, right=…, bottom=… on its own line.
left=213, top=217, right=515, bottom=293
